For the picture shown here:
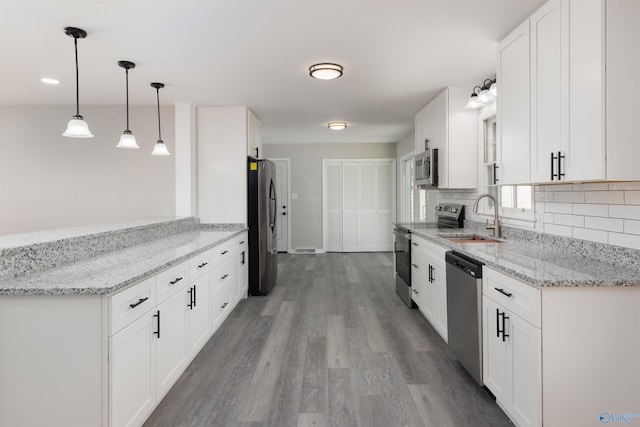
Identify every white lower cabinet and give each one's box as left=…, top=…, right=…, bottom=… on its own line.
left=483, top=267, right=542, bottom=427
left=187, top=273, right=212, bottom=356
left=109, top=311, right=157, bottom=427
left=155, top=289, right=189, bottom=399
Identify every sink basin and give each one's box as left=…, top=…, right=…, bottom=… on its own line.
left=439, top=234, right=504, bottom=244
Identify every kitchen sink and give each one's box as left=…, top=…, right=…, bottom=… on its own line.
left=438, top=233, right=504, bottom=244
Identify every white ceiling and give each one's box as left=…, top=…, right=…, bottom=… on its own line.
left=0, top=0, right=544, bottom=145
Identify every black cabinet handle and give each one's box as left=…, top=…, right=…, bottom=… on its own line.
left=153, top=311, right=160, bottom=338
left=411, top=263, right=418, bottom=268
left=496, top=308, right=500, bottom=338
left=240, top=241, right=245, bottom=245
left=241, top=251, right=245, bottom=265
left=221, top=250, right=229, bottom=255
left=169, top=277, right=183, bottom=285
left=494, top=287, right=513, bottom=297
left=197, top=262, right=208, bottom=268
left=557, top=151, right=565, bottom=180
left=414, top=289, right=419, bottom=294
left=501, top=312, right=510, bottom=342
left=411, top=242, right=418, bottom=246
left=221, top=302, right=229, bottom=309
left=188, top=287, right=194, bottom=309
left=428, top=265, right=434, bottom=283
left=550, top=152, right=556, bottom=180
left=221, top=274, right=229, bottom=280
left=492, top=163, right=499, bottom=185
left=193, top=285, right=197, bottom=307
left=129, top=297, right=149, bottom=309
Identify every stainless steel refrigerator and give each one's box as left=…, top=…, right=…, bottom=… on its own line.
left=247, top=157, right=277, bottom=295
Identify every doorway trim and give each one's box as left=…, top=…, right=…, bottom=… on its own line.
left=267, top=158, right=292, bottom=253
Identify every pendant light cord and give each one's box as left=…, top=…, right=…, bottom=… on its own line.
left=156, top=88, right=162, bottom=140
left=74, top=37, right=80, bottom=117
left=125, top=68, right=130, bottom=131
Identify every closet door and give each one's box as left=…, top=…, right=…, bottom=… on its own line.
left=376, top=161, right=393, bottom=251
left=342, top=163, right=360, bottom=252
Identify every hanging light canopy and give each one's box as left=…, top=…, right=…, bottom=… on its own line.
left=150, top=82, right=170, bottom=156
left=62, top=27, right=93, bottom=138
left=116, top=60, right=139, bottom=149
left=328, top=122, right=347, bottom=130
left=309, top=63, right=343, bottom=80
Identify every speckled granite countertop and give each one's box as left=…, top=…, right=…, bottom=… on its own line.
left=404, top=226, right=640, bottom=288
left=0, top=229, right=247, bottom=296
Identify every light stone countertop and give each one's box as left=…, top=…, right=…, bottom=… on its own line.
left=0, top=229, right=246, bottom=296
left=406, top=226, right=640, bottom=288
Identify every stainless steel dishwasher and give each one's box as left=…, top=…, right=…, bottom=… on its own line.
left=445, top=251, right=483, bottom=385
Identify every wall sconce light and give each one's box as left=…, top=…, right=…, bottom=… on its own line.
left=328, top=122, right=347, bottom=130
left=465, top=78, right=497, bottom=109
left=309, top=63, right=343, bottom=80
left=150, top=82, right=170, bottom=156
left=116, top=61, right=139, bottom=149
left=62, top=27, right=93, bottom=138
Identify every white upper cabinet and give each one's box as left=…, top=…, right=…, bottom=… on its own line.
left=415, top=87, right=478, bottom=189
left=497, top=20, right=531, bottom=185
left=502, top=0, right=640, bottom=184
left=247, top=109, right=262, bottom=159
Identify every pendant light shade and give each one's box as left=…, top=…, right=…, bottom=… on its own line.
left=150, top=82, right=170, bottom=156
left=309, top=63, right=343, bottom=80
left=62, top=27, right=93, bottom=138
left=116, top=60, right=139, bottom=149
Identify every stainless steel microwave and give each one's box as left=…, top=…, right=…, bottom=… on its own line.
left=415, top=149, right=438, bottom=188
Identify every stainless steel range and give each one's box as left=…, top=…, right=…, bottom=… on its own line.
left=393, top=203, right=464, bottom=308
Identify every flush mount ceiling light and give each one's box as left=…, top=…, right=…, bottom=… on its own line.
left=116, top=60, right=139, bottom=149
left=62, top=27, right=93, bottom=138
left=328, top=122, right=347, bottom=130
left=42, top=78, right=61, bottom=85
left=309, top=63, right=343, bottom=80
left=150, top=82, right=170, bottom=156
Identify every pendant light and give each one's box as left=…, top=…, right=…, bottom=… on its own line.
left=116, top=61, right=139, bottom=149
left=62, top=27, right=93, bottom=138
left=150, top=82, right=170, bottom=156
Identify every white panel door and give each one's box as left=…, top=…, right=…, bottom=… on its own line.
left=358, top=163, right=377, bottom=251
left=342, top=163, right=360, bottom=252
left=325, top=161, right=343, bottom=252
left=271, top=159, right=289, bottom=252
left=376, top=161, right=393, bottom=251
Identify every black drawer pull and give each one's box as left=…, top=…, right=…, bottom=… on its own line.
left=240, top=241, right=245, bottom=245
left=153, top=311, right=160, bottom=338
left=197, top=262, right=208, bottom=268
left=169, top=277, right=183, bottom=285
left=494, top=287, right=513, bottom=297
left=188, top=287, right=194, bottom=309
left=221, top=274, right=229, bottom=280
left=411, top=242, right=418, bottom=246
left=221, top=250, right=229, bottom=255
left=221, top=302, right=229, bottom=309
left=129, top=297, right=149, bottom=309
left=411, top=263, right=418, bottom=268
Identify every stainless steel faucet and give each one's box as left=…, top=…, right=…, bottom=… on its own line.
left=473, top=193, right=501, bottom=238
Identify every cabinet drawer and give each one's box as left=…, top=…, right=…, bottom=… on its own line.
left=483, top=267, right=541, bottom=327
left=156, top=261, right=189, bottom=304
left=211, top=241, right=234, bottom=265
left=109, top=277, right=156, bottom=335
left=211, top=275, right=236, bottom=327
left=211, top=258, right=234, bottom=292
left=189, top=250, right=213, bottom=281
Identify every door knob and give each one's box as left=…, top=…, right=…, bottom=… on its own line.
left=282, top=212, right=287, bottom=216
left=282, top=205, right=286, bottom=209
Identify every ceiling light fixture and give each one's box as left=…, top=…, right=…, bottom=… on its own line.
left=465, top=86, right=484, bottom=109
left=478, top=78, right=496, bottom=104
left=42, top=78, right=61, bottom=85
left=328, top=122, right=347, bottom=130
left=465, top=77, right=497, bottom=109
left=309, top=63, right=343, bottom=80
left=150, top=82, right=170, bottom=156
left=116, top=60, right=139, bottom=149
left=62, top=27, right=93, bottom=138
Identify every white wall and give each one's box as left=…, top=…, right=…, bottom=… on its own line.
left=395, top=132, right=414, bottom=221
left=263, top=142, right=396, bottom=250
left=0, top=106, right=175, bottom=235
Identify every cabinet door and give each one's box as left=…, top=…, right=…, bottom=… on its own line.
left=236, top=246, right=248, bottom=299
left=156, top=290, right=189, bottom=399
left=508, top=312, right=541, bottom=427
left=247, top=109, right=262, bottom=158
left=109, top=312, right=156, bottom=427
left=530, top=0, right=567, bottom=183
left=426, top=91, right=447, bottom=187
left=432, top=263, right=448, bottom=342
left=497, top=20, right=531, bottom=185
left=188, top=273, right=212, bottom=356
left=414, top=105, right=429, bottom=153
left=482, top=296, right=509, bottom=402
left=421, top=265, right=437, bottom=324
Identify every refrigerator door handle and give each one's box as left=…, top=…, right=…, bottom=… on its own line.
left=269, top=179, right=277, bottom=233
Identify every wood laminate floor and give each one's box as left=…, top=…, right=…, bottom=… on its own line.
left=144, top=253, right=513, bottom=427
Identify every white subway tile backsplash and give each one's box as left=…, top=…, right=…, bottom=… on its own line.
left=584, top=191, right=624, bottom=204
left=573, top=227, right=609, bottom=244
left=544, top=223, right=573, bottom=237
left=584, top=216, right=624, bottom=232
left=535, top=191, right=554, bottom=202
left=573, top=183, right=609, bottom=191
left=554, top=213, right=584, bottom=227
left=543, top=213, right=554, bottom=223
left=553, top=191, right=585, bottom=203
left=609, top=204, right=640, bottom=220
left=624, top=219, right=640, bottom=235
left=609, top=182, right=640, bottom=191
left=573, top=203, right=608, bottom=217
left=609, top=232, right=640, bottom=251
left=545, top=202, right=573, bottom=214
left=544, top=184, right=572, bottom=192
left=624, top=191, right=640, bottom=205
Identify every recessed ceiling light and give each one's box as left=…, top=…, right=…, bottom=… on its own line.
left=309, top=63, right=343, bottom=80
left=41, top=78, right=61, bottom=85
left=328, top=122, right=347, bottom=130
